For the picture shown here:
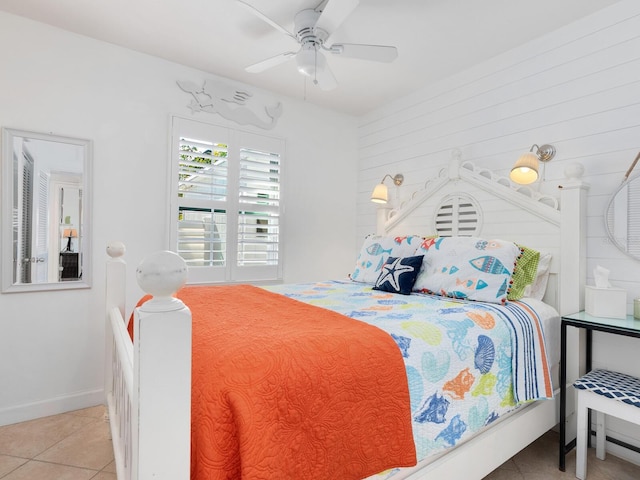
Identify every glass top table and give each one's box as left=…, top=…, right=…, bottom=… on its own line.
left=562, top=311, right=640, bottom=336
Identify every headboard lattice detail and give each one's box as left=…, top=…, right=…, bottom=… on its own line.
left=384, top=149, right=560, bottom=233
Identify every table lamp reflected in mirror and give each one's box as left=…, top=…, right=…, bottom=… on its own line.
left=62, top=228, right=78, bottom=252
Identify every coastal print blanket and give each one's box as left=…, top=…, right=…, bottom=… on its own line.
left=266, top=280, right=553, bottom=469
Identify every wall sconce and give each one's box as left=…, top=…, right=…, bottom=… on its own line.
left=509, top=144, right=556, bottom=185
left=62, top=228, right=78, bottom=252
left=371, top=173, right=404, bottom=204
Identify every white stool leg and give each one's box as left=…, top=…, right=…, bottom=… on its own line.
left=576, top=391, right=588, bottom=480
left=595, top=410, right=606, bottom=461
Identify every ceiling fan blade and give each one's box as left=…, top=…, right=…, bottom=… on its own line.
left=236, top=0, right=296, bottom=40
left=329, top=43, right=398, bottom=63
left=312, top=61, right=337, bottom=91
left=315, top=0, right=359, bottom=38
left=245, top=51, right=298, bottom=73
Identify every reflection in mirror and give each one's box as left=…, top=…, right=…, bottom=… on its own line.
left=1, top=128, right=91, bottom=292
left=606, top=174, right=640, bottom=260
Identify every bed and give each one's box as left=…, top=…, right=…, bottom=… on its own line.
left=104, top=150, right=588, bottom=479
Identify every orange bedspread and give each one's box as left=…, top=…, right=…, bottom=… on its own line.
left=162, top=284, right=417, bottom=479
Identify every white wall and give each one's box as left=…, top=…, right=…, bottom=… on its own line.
left=357, top=0, right=640, bottom=458
left=0, top=11, right=357, bottom=425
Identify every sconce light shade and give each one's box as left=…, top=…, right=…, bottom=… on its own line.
left=371, top=183, right=389, bottom=203
left=510, top=152, right=539, bottom=185
left=370, top=173, right=404, bottom=204
left=509, top=144, right=556, bottom=185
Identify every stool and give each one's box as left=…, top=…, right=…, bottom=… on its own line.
left=573, top=369, right=640, bottom=479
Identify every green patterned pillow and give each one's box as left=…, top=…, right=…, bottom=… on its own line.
left=508, top=245, right=540, bottom=300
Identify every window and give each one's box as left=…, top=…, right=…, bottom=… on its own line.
left=170, top=117, right=284, bottom=284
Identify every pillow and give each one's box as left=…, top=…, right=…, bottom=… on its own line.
left=412, top=236, right=440, bottom=255
left=413, top=236, right=522, bottom=304
left=524, top=253, right=552, bottom=300
left=351, top=234, right=423, bottom=284
left=507, top=245, right=540, bottom=301
left=373, top=255, right=424, bottom=295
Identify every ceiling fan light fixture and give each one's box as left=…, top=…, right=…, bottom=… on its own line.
left=239, top=0, right=398, bottom=89
left=296, top=47, right=325, bottom=77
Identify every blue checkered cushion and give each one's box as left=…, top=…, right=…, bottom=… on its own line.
left=573, top=369, right=640, bottom=408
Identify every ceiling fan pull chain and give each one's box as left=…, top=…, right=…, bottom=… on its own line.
left=313, top=48, right=319, bottom=85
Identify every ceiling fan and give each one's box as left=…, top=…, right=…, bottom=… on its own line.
left=237, top=0, right=398, bottom=91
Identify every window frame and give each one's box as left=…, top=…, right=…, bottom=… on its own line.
left=169, top=116, right=285, bottom=284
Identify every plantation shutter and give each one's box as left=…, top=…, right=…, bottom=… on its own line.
left=171, top=117, right=284, bottom=284
left=233, top=132, right=283, bottom=281
left=18, top=152, right=34, bottom=283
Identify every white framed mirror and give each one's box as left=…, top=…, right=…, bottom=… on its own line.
left=605, top=173, right=640, bottom=261
left=1, top=128, right=92, bottom=292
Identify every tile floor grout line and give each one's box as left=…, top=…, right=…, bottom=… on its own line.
left=18, top=458, right=101, bottom=471
left=30, top=417, right=100, bottom=463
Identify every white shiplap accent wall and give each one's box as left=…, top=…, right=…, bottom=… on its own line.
left=357, top=0, right=640, bottom=460
left=358, top=0, right=640, bottom=307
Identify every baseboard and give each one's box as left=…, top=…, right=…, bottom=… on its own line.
left=602, top=435, right=640, bottom=467
left=0, top=388, right=104, bottom=427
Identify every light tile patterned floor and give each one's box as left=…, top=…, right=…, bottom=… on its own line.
left=483, top=429, right=640, bottom=480
left=0, top=406, right=115, bottom=480
left=2, top=405, right=640, bottom=479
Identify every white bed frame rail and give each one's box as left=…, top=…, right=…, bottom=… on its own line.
left=105, top=245, right=192, bottom=480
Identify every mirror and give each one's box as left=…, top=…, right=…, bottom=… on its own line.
left=605, top=174, right=640, bottom=260
left=1, top=128, right=92, bottom=292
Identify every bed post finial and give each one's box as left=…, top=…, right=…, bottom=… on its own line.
left=106, top=241, right=127, bottom=319
left=106, top=241, right=126, bottom=261
left=449, top=148, right=462, bottom=179
left=562, top=162, right=585, bottom=187
left=136, top=250, right=188, bottom=312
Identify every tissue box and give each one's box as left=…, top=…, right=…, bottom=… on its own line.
left=585, top=286, right=627, bottom=319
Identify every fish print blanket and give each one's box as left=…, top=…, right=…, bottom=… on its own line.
left=266, top=280, right=553, bottom=468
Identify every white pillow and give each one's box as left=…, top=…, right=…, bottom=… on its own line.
left=351, top=235, right=423, bottom=284
left=413, top=236, right=522, bottom=304
left=524, top=253, right=552, bottom=300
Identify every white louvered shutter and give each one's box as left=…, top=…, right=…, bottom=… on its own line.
left=434, top=194, right=481, bottom=237
left=171, top=117, right=284, bottom=284
left=232, top=132, right=283, bottom=282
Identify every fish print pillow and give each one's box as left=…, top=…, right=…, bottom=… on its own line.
left=351, top=234, right=423, bottom=284
left=413, top=236, right=522, bottom=304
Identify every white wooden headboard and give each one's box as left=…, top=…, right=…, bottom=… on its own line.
left=375, top=149, right=588, bottom=317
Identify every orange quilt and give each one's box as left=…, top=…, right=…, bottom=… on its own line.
left=156, top=284, right=417, bottom=479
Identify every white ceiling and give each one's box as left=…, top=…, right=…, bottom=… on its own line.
left=0, top=0, right=621, bottom=116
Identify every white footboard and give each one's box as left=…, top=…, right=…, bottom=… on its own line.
left=107, top=305, right=134, bottom=480
left=105, top=244, right=192, bottom=480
